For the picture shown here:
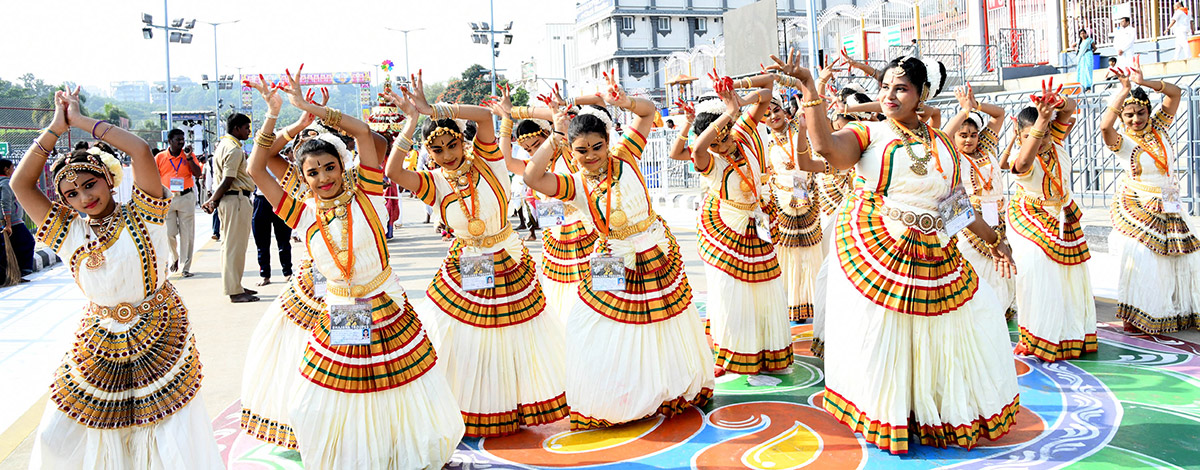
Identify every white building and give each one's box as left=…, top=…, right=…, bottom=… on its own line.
left=533, top=23, right=580, bottom=92
left=572, top=0, right=860, bottom=104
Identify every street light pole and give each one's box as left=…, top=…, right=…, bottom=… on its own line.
left=205, top=20, right=240, bottom=138
left=163, top=0, right=173, bottom=129
left=489, top=0, right=497, bottom=97
left=385, top=27, right=426, bottom=79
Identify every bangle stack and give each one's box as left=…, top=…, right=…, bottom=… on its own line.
left=432, top=103, right=458, bottom=121
left=279, top=128, right=293, bottom=142
left=511, top=106, right=530, bottom=120
left=33, top=141, right=51, bottom=157
left=393, top=134, right=414, bottom=152
left=565, top=97, right=578, bottom=108
left=801, top=98, right=826, bottom=109
left=499, top=117, right=514, bottom=137
left=265, top=113, right=279, bottom=120
left=1028, top=127, right=1048, bottom=140
left=254, top=131, right=277, bottom=149
left=984, top=233, right=1006, bottom=250
left=773, top=73, right=802, bottom=90
left=322, top=108, right=343, bottom=128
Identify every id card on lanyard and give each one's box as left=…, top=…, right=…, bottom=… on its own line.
left=460, top=254, right=495, bottom=291
left=328, top=298, right=373, bottom=346
left=590, top=256, right=626, bottom=291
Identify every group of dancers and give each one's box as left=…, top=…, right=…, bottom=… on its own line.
left=10, top=48, right=1195, bottom=468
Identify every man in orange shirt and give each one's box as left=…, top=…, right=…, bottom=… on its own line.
left=155, top=128, right=203, bottom=277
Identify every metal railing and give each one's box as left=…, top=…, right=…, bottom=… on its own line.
left=961, top=44, right=1002, bottom=86
left=998, top=28, right=1049, bottom=67
left=640, top=128, right=701, bottom=195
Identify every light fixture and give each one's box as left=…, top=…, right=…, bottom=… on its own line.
left=185, top=19, right=196, bottom=29
left=180, top=33, right=193, bottom=44
left=170, top=31, right=181, bottom=43
left=504, top=34, right=513, bottom=44
left=481, top=22, right=490, bottom=31
left=143, top=27, right=153, bottom=39
left=469, top=22, right=479, bottom=31
left=142, top=13, right=153, bottom=25
left=171, top=18, right=184, bottom=28
left=504, top=21, right=513, bottom=31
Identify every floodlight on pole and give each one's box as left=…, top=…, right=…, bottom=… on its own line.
left=185, top=19, right=196, bottom=29
left=142, top=13, right=153, bottom=24
left=504, top=21, right=513, bottom=31
left=170, top=31, right=181, bottom=43
left=171, top=18, right=183, bottom=27
left=180, top=33, right=193, bottom=44
left=204, top=19, right=241, bottom=137
left=143, top=27, right=153, bottom=39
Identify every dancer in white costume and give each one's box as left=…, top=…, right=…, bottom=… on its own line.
left=944, top=84, right=1017, bottom=320
left=383, top=74, right=567, bottom=437
left=247, top=68, right=464, bottom=469
left=523, top=70, right=714, bottom=429
left=1008, top=79, right=1098, bottom=362
left=691, top=72, right=791, bottom=375
left=779, top=52, right=1020, bottom=454
left=1101, top=63, right=1199, bottom=334
left=14, top=88, right=222, bottom=469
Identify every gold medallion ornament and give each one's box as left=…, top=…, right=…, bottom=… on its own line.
left=784, top=161, right=795, bottom=170
left=468, top=218, right=486, bottom=236
left=457, top=175, right=471, bottom=187
left=336, top=250, right=351, bottom=265
left=85, top=250, right=105, bottom=270
left=739, top=179, right=753, bottom=193
left=609, top=210, right=628, bottom=228
left=82, top=210, right=120, bottom=270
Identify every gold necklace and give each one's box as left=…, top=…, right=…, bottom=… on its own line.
left=84, top=207, right=121, bottom=270
left=889, top=119, right=936, bottom=176
left=315, top=187, right=354, bottom=221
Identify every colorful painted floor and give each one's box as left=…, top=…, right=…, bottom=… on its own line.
left=214, top=302, right=1200, bottom=469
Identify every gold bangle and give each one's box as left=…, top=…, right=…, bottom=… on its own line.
left=511, top=106, right=530, bottom=120
left=773, top=73, right=801, bottom=89
left=801, top=98, right=825, bottom=109
left=499, top=117, right=513, bottom=137
left=323, top=108, right=342, bottom=128
left=1028, top=128, right=1048, bottom=140
left=1152, top=80, right=1165, bottom=92
left=265, top=113, right=279, bottom=120
left=984, top=233, right=1005, bottom=250
left=1107, top=105, right=1122, bottom=115
left=279, top=128, right=293, bottom=142
left=254, top=131, right=276, bottom=148
left=393, top=134, right=413, bottom=152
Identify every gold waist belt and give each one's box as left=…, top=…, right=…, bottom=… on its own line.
left=327, top=266, right=394, bottom=298
left=458, top=225, right=515, bottom=249
left=89, top=282, right=178, bottom=323
left=881, top=205, right=944, bottom=232
left=607, top=212, right=657, bottom=241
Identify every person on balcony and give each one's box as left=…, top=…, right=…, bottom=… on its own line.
left=1113, top=17, right=1137, bottom=67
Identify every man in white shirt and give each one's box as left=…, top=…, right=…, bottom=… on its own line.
left=1113, top=17, right=1137, bottom=67
left=190, top=120, right=206, bottom=154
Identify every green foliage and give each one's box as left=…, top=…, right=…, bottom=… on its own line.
left=436, top=64, right=514, bottom=106
left=512, top=87, right=530, bottom=106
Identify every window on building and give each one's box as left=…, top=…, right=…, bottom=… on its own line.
left=629, top=57, right=647, bottom=77
left=695, top=18, right=707, bottom=32
left=656, top=17, right=671, bottom=32
left=621, top=17, right=634, bottom=32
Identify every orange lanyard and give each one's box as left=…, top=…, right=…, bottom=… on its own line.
left=584, top=156, right=617, bottom=238
left=1038, top=148, right=1064, bottom=198
left=720, top=148, right=759, bottom=200
left=1128, top=128, right=1170, bottom=175
left=891, top=119, right=945, bottom=177
left=316, top=201, right=355, bottom=281
left=964, top=153, right=994, bottom=192
left=779, top=130, right=796, bottom=169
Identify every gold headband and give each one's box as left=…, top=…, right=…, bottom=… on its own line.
left=1123, top=96, right=1151, bottom=108
left=424, top=126, right=464, bottom=148
left=54, top=155, right=113, bottom=196
left=516, top=129, right=547, bottom=144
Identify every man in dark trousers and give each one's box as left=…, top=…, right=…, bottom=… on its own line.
left=251, top=144, right=293, bottom=286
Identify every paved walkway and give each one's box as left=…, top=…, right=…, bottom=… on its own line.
left=1, top=196, right=1197, bottom=469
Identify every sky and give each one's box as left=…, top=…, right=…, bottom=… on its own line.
left=1, top=0, right=575, bottom=93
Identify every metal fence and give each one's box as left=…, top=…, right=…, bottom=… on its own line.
left=998, top=28, right=1049, bottom=67
left=640, top=128, right=702, bottom=195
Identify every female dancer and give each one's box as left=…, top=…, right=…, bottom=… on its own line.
left=777, top=52, right=1020, bottom=454
left=247, top=69, right=464, bottom=468
left=493, top=89, right=605, bottom=321
left=1101, top=65, right=1197, bottom=334
left=1009, top=81, right=1096, bottom=361
left=14, top=89, right=222, bottom=468
left=690, top=73, right=791, bottom=376
left=523, top=71, right=714, bottom=429
left=383, top=73, right=567, bottom=438
left=764, top=93, right=825, bottom=323
left=944, top=84, right=1016, bottom=320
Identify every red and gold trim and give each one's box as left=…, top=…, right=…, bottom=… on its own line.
left=578, top=222, right=695, bottom=324
left=355, top=164, right=386, bottom=196
left=616, top=128, right=647, bottom=161
left=962, top=220, right=1007, bottom=260
left=280, top=260, right=324, bottom=330
left=1116, top=303, right=1199, bottom=335
left=240, top=409, right=299, bottom=450
left=274, top=192, right=306, bottom=229
left=713, top=345, right=793, bottom=375
left=462, top=393, right=569, bottom=438
left=51, top=283, right=202, bottom=429
left=1008, top=191, right=1091, bottom=266
left=1112, top=182, right=1199, bottom=256
left=845, top=122, right=871, bottom=151
left=474, top=136, right=503, bottom=162
left=1015, top=326, right=1098, bottom=362
left=300, top=293, right=439, bottom=393
left=427, top=243, right=547, bottom=328
left=836, top=192, right=979, bottom=317
left=823, top=387, right=909, bottom=454
left=789, top=304, right=814, bottom=322
left=697, top=196, right=781, bottom=283
left=569, top=388, right=712, bottom=430
left=413, top=171, right=438, bottom=206
left=809, top=337, right=825, bottom=358
left=541, top=219, right=599, bottom=283
left=916, top=395, right=1020, bottom=450
left=775, top=200, right=822, bottom=249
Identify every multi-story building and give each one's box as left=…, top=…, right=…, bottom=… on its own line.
left=111, top=81, right=151, bottom=104
left=573, top=0, right=860, bottom=104
left=534, top=23, right=581, bottom=92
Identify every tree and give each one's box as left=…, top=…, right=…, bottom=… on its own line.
left=511, top=87, right=530, bottom=106
left=436, top=64, right=516, bottom=106
left=102, top=103, right=131, bottom=125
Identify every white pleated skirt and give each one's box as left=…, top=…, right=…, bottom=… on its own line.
left=1011, top=233, right=1097, bottom=361
left=1111, top=231, right=1200, bottom=333
left=778, top=243, right=824, bottom=322
left=540, top=276, right=580, bottom=324
left=957, top=237, right=1017, bottom=320
left=30, top=394, right=223, bottom=470
left=239, top=293, right=312, bottom=449
left=823, top=268, right=1020, bottom=454
left=705, top=264, right=793, bottom=374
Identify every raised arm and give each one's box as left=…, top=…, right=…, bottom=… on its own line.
left=770, top=51, right=862, bottom=169
left=1129, top=57, right=1182, bottom=117
left=1011, top=87, right=1061, bottom=175
left=997, top=120, right=1019, bottom=170
left=264, top=86, right=326, bottom=177
left=692, top=80, right=746, bottom=171
left=1099, top=68, right=1131, bottom=149
left=382, top=87, right=425, bottom=192
left=62, top=87, right=159, bottom=199
left=280, top=65, right=380, bottom=170
left=728, top=72, right=774, bottom=125
left=841, top=48, right=881, bottom=82
left=483, top=84, right=530, bottom=174
left=600, top=68, right=656, bottom=138
left=522, top=107, right=569, bottom=196
left=668, top=98, right=695, bottom=161
left=10, top=91, right=69, bottom=221
left=244, top=80, right=286, bottom=207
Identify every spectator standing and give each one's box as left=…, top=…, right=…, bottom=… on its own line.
left=202, top=113, right=259, bottom=303
left=1113, top=17, right=1137, bottom=67
left=191, top=119, right=207, bottom=154
left=155, top=129, right=203, bottom=277
left=0, top=158, right=34, bottom=281
left=1168, top=1, right=1194, bottom=60
left=250, top=147, right=293, bottom=286
left=1075, top=29, right=1097, bottom=91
